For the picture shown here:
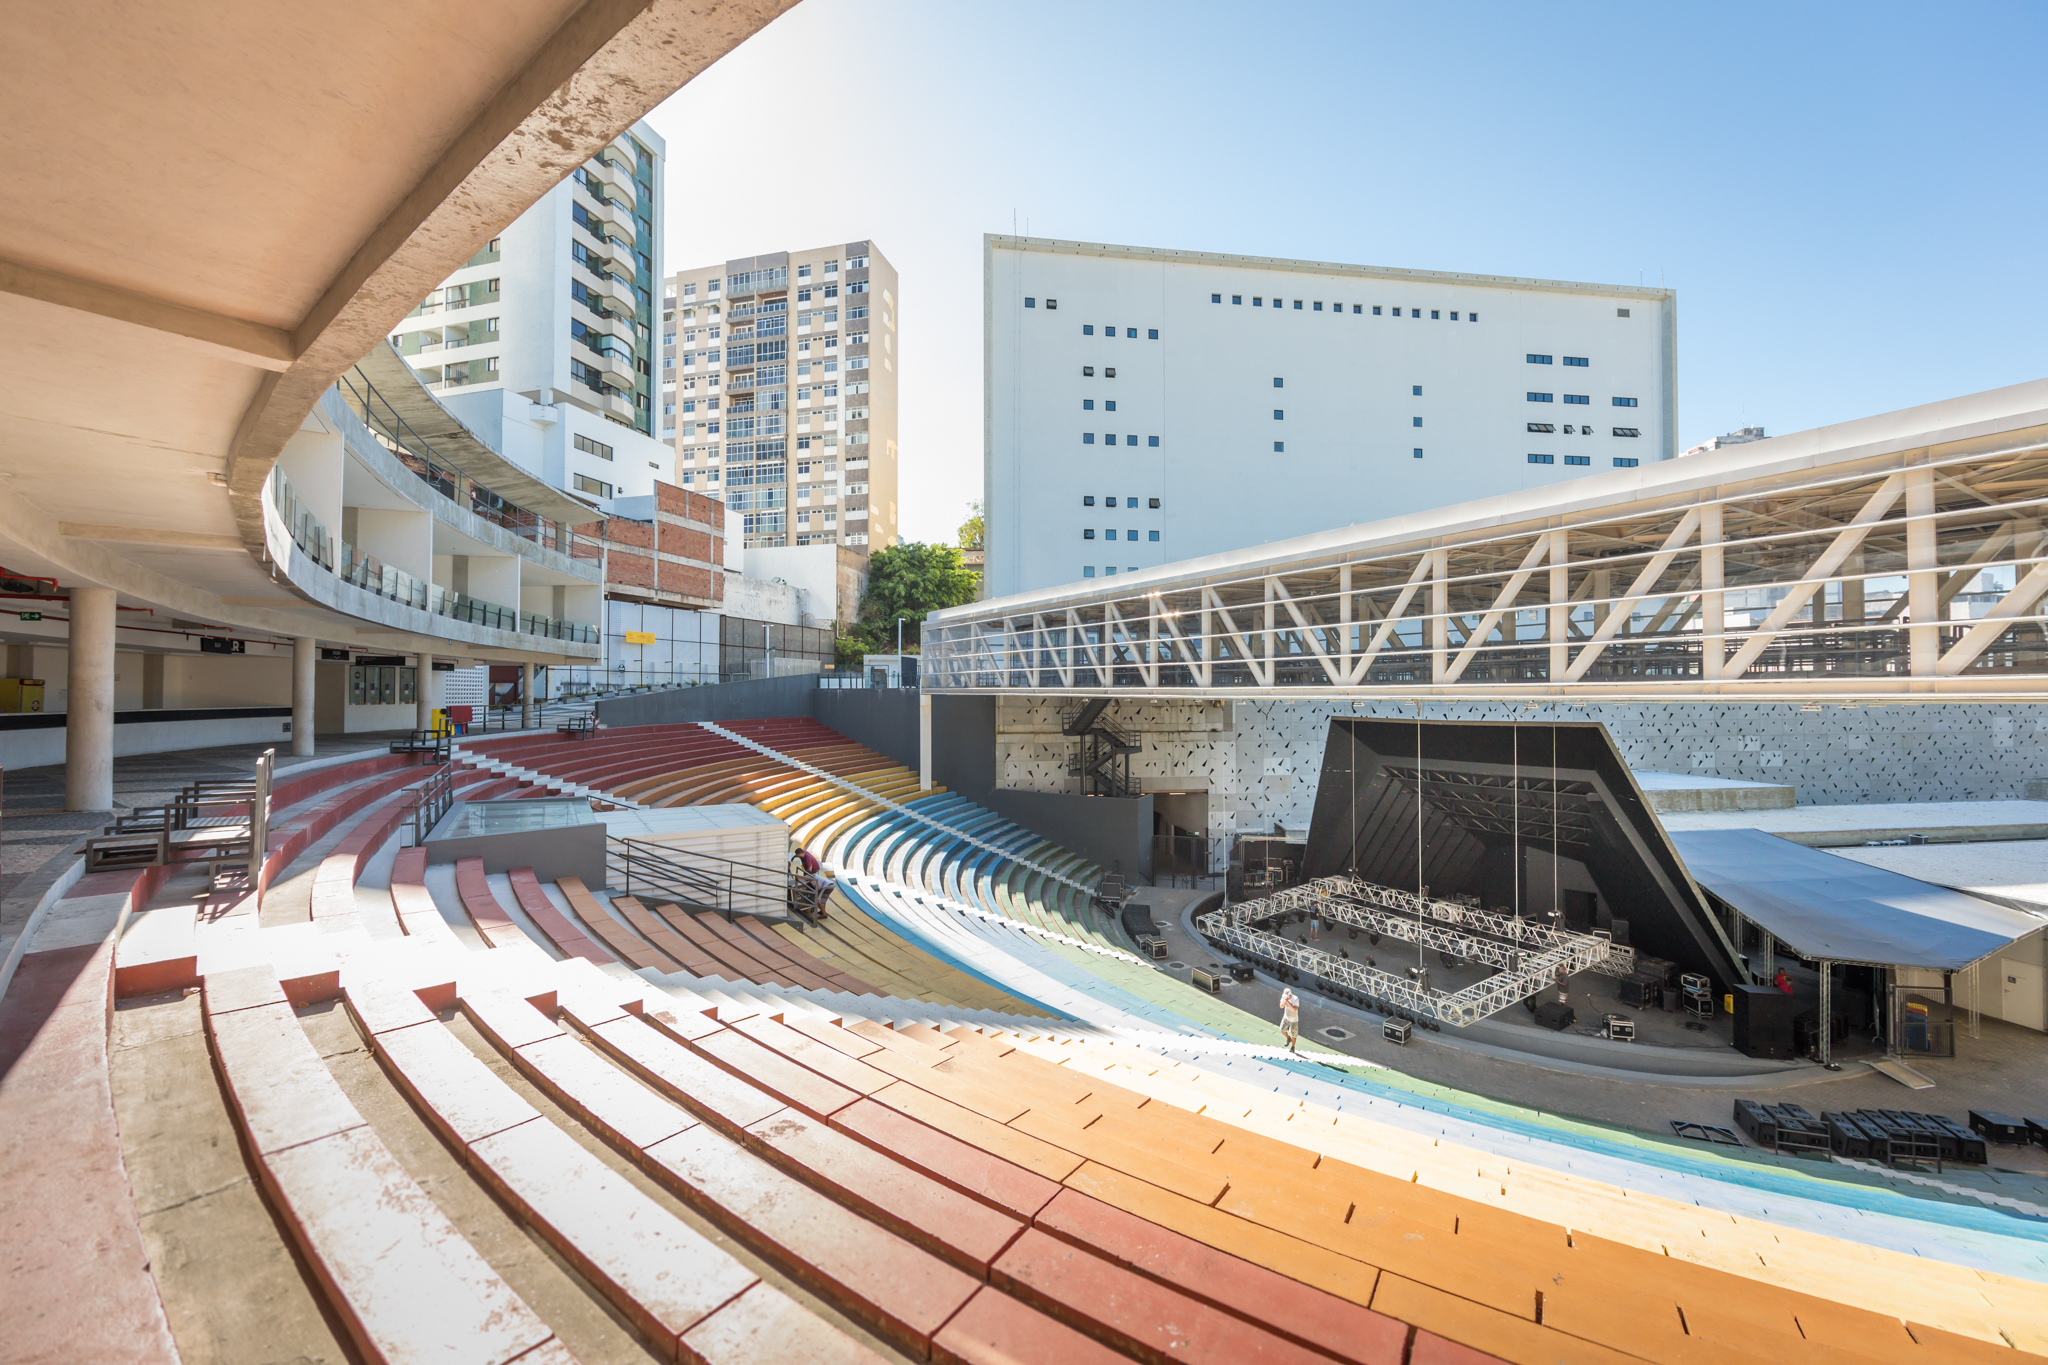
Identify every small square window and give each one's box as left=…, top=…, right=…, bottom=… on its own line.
left=1353, top=304, right=1362, bottom=313
left=1127, top=529, right=1137, bottom=540
left=1412, top=384, right=1422, bottom=396
left=1413, top=416, right=1422, bottom=428
left=1104, top=399, right=1115, bottom=411
left=1083, top=365, right=1094, bottom=376
left=1126, top=328, right=1137, bottom=338
left=1105, top=367, right=1116, bottom=378
left=1149, top=530, right=1160, bottom=542
left=1083, top=496, right=1095, bottom=506
left=1083, top=399, right=1094, bottom=410
left=1232, top=295, right=1242, bottom=304
left=1410, top=308, right=1420, bottom=317
left=1211, top=293, right=1221, bottom=303
left=1450, top=312, right=1459, bottom=320
left=1273, top=441, right=1284, bottom=453
left=1126, top=435, right=1137, bottom=446
left=1025, top=297, right=1036, bottom=308
left=1083, top=433, right=1095, bottom=444
left=1084, top=528, right=1096, bottom=539
left=1616, top=307, right=1629, bottom=318
left=1105, top=529, right=1118, bottom=541
left=1469, top=313, right=1479, bottom=322
left=1372, top=306, right=1382, bottom=315
left=1254, top=297, right=1263, bottom=306
left=1413, top=448, right=1423, bottom=459
left=1313, top=302, right=1323, bottom=311
left=1105, top=567, right=1117, bottom=576
left=1293, top=300, right=1303, bottom=310
left=1273, top=377, right=1284, bottom=387
left=1274, top=409, right=1284, bottom=420
left=1102, top=323, right=1113, bottom=335
left=1147, top=435, right=1159, bottom=447
left=1046, top=299, right=1057, bottom=309
left=1430, top=310, right=1440, bottom=319
left=1104, top=433, right=1116, bottom=445
left=1083, top=324, right=1094, bottom=335
left=1147, top=328, right=1158, bottom=339
left=1083, top=565, right=1095, bottom=577
left=1148, top=497, right=1160, bottom=508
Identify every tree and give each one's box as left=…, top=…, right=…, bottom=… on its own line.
left=957, top=500, right=984, bottom=551
left=838, top=542, right=979, bottom=661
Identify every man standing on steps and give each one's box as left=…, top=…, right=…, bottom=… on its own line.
left=1279, top=985, right=1301, bottom=1052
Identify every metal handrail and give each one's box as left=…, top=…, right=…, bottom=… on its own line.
left=605, top=835, right=792, bottom=920
left=400, top=762, right=457, bottom=847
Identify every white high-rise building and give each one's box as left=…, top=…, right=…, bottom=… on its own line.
left=984, top=236, right=1677, bottom=598
left=386, top=121, right=672, bottom=509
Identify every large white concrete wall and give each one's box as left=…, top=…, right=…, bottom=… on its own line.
left=985, top=239, right=1676, bottom=598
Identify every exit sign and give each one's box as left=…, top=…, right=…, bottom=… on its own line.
left=18, top=611, right=41, bottom=621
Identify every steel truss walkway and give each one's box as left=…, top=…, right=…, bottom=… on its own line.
left=926, top=380, right=2048, bottom=701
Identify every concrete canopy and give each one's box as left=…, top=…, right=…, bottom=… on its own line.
left=0, top=0, right=792, bottom=659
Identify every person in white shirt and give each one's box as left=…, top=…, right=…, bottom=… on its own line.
left=1279, top=986, right=1301, bottom=1052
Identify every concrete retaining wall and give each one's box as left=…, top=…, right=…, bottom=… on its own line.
left=0, top=708, right=297, bottom=772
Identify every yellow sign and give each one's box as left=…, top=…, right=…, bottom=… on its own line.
left=623, top=630, right=657, bottom=645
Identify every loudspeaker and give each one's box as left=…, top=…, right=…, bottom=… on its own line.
left=1532, top=1000, right=1576, bottom=1031
left=1731, top=984, right=1799, bottom=1059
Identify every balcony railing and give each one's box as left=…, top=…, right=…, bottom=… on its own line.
left=338, top=368, right=575, bottom=553
left=337, top=540, right=598, bottom=645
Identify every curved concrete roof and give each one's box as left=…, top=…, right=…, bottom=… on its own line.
left=0, top=0, right=792, bottom=657
left=355, top=342, right=596, bottom=526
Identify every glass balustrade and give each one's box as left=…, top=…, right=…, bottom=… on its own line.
left=267, top=465, right=597, bottom=646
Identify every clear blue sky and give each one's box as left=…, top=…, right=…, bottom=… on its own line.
left=648, top=0, right=2048, bottom=545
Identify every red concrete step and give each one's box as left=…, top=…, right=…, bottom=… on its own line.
left=352, top=983, right=866, bottom=1362
left=507, top=868, right=615, bottom=965
left=557, top=876, right=675, bottom=970
left=452, top=857, right=534, bottom=951
left=0, top=911, right=179, bottom=1364
left=201, top=966, right=567, bottom=1364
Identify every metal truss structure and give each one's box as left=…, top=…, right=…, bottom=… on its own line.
left=926, top=407, right=2048, bottom=700
left=1197, top=875, right=1636, bottom=1029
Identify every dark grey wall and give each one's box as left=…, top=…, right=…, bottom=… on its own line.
left=932, top=695, right=997, bottom=801
left=814, top=688, right=920, bottom=771
left=594, top=675, right=820, bottom=727
left=984, top=789, right=1153, bottom=883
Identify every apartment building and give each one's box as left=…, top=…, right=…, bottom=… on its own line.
left=984, top=235, right=1677, bottom=598
left=662, top=240, right=899, bottom=552
left=386, top=121, right=673, bottom=509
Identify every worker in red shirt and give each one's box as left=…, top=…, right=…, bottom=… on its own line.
left=1773, top=967, right=1792, bottom=993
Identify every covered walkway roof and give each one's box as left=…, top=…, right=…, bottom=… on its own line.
left=1670, top=827, right=2043, bottom=970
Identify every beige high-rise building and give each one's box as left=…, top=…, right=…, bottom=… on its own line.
left=662, top=240, right=899, bottom=552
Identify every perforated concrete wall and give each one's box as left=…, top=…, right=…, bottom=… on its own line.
left=992, top=697, right=2048, bottom=837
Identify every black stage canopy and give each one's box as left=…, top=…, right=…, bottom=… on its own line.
left=1303, top=718, right=1743, bottom=986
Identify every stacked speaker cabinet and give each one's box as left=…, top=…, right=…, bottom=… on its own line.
left=1732, top=984, right=1799, bottom=1059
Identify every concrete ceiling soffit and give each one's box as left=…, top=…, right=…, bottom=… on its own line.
left=222, top=0, right=799, bottom=549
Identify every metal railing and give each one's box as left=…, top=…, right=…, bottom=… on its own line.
left=1197, top=874, right=1635, bottom=1029
left=400, top=762, right=457, bottom=847
left=337, top=367, right=577, bottom=552
left=606, top=836, right=792, bottom=919
left=335, top=540, right=598, bottom=644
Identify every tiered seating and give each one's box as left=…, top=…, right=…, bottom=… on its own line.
left=10, top=712, right=2048, bottom=1364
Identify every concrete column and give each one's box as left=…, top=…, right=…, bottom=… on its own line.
left=919, top=692, right=933, bottom=792
left=521, top=661, right=535, bottom=729
left=292, top=637, right=316, bottom=756
left=1906, top=467, right=1938, bottom=677
left=1428, top=549, right=1448, bottom=683
left=415, top=651, right=433, bottom=732
left=1699, top=504, right=1724, bottom=681
left=64, top=586, right=117, bottom=811
left=1546, top=530, right=1568, bottom=680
